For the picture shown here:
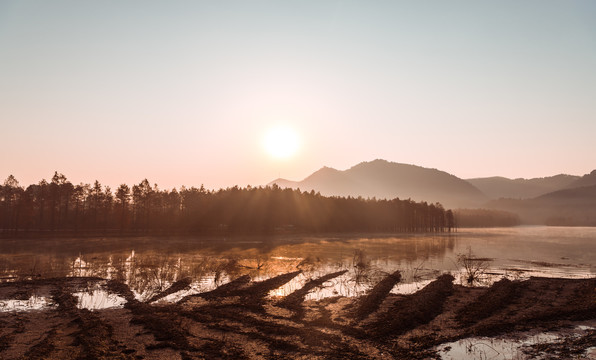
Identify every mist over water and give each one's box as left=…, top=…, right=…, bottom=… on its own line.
left=1, top=226, right=594, bottom=310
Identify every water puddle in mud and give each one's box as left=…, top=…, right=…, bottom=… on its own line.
left=392, top=279, right=434, bottom=294
left=437, top=324, right=596, bottom=360
left=269, top=270, right=439, bottom=299
left=0, top=295, right=54, bottom=312
left=1, top=257, right=594, bottom=312
left=149, top=275, right=220, bottom=303
left=269, top=271, right=352, bottom=299
left=73, top=285, right=127, bottom=310
left=269, top=260, right=594, bottom=301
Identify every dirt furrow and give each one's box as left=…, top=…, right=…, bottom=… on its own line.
left=278, top=270, right=347, bottom=310
left=53, top=285, right=137, bottom=360
left=469, top=277, right=596, bottom=336
left=456, top=278, right=521, bottom=326
left=235, top=271, right=302, bottom=300
left=353, top=270, right=401, bottom=321
left=367, top=274, right=454, bottom=338
left=146, top=277, right=192, bottom=303
left=179, top=274, right=251, bottom=303
left=1, top=273, right=596, bottom=359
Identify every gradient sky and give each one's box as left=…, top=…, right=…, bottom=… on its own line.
left=1, top=1, right=595, bottom=190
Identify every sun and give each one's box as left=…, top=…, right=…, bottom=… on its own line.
left=263, top=125, right=300, bottom=159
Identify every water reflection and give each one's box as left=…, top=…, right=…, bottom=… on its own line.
left=437, top=323, right=596, bottom=360
left=1, top=227, right=595, bottom=310
left=73, top=282, right=126, bottom=310
left=0, top=294, right=54, bottom=312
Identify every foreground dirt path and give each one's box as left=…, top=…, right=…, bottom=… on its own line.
left=1, top=273, right=595, bottom=359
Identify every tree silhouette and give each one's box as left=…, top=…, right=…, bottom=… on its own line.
left=1, top=175, right=21, bottom=234
left=115, top=184, right=130, bottom=233
left=0, top=172, right=458, bottom=237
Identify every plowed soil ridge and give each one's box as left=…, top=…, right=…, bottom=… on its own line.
left=367, top=274, right=454, bottom=338
left=145, top=277, right=192, bottom=304
left=179, top=274, right=251, bottom=303
left=353, top=270, right=401, bottom=321
left=1, top=272, right=595, bottom=359
left=278, top=270, right=348, bottom=309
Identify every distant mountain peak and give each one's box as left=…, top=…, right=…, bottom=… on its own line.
left=467, top=173, right=581, bottom=200
left=268, top=159, right=487, bottom=208
left=357, top=159, right=391, bottom=166
left=565, top=169, right=596, bottom=189
left=317, top=165, right=338, bottom=171
left=351, top=159, right=418, bottom=169
left=303, top=166, right=341, bottom=180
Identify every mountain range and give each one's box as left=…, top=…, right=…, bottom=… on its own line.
left=270, top=160, right=487, bottom=208
left=466, top=175, right=580, bottom=199
left=268, top=160, right=596, bottom=225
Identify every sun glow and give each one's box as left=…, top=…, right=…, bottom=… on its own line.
left=263, top=125, right=300, bottom=159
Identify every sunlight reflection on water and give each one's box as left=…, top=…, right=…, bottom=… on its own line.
left=437, top=323, right=596, bottom=360
left=0, top=295, right=54, bottom=312
left=1, top=227, right=595, bottom=310
left=73, top=287, right=126, bottom=310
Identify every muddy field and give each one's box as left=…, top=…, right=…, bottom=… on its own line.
left=0, top=272, right=595, bottom=359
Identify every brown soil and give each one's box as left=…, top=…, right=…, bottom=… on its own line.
left=1, top=274, right=595, bottom=359
left=455, top=277, right=520, bottom=326
left=352, top=270, right=401, bottom=321
left=145, top=278, right=192, bottom=304
left=365, top=274, right=455, bottom=340
left=278, top=270, right=347, bottom=311
left=179, top=274, right=251, bottom=303
left=523, top=329, right=596, bottom=359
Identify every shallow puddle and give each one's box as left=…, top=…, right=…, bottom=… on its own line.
left=0, top=295, right=54, bottom=312
left=150, top=275, right=220, bottom=303
left=392, top=279, right=434, bottom=294
left=73, top=284, right=127, bottom=310
left=438, top=334, right=559, bottom=360
left=437, top=324, right=596, bottom=360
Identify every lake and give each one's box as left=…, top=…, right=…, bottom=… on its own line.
left=1, top=226, right=595, bottom=309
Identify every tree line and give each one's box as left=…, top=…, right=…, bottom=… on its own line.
left=0, top=172, right=456, bottom=237
left=454, top=208, right=520, bottom=227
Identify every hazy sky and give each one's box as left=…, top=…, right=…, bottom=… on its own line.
left=1, top=1, right=595, bottom=190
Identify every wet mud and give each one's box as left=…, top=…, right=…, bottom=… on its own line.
left=0, top=273, right=595, bottom=359
left=278, top=270, right=347, bottom=311
left=353, top=270, right=402, bottom=321
left=145, top=278, right=192, bottom=304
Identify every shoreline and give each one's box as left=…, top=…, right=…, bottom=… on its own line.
left=1, top=274, right=595, bottom=359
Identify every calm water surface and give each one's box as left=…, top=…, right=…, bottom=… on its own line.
left=1, top=226, right=595, bottom=309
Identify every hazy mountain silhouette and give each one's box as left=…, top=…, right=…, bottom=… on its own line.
left=488, top=172, right=596, bottom=225
left=564, top=170, right=596, bottom=189
left=270, top=166, right=359, bottom=198
left=466, top=174, right=579, bottom=199
left=269, top=159, right=487, bottom=208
